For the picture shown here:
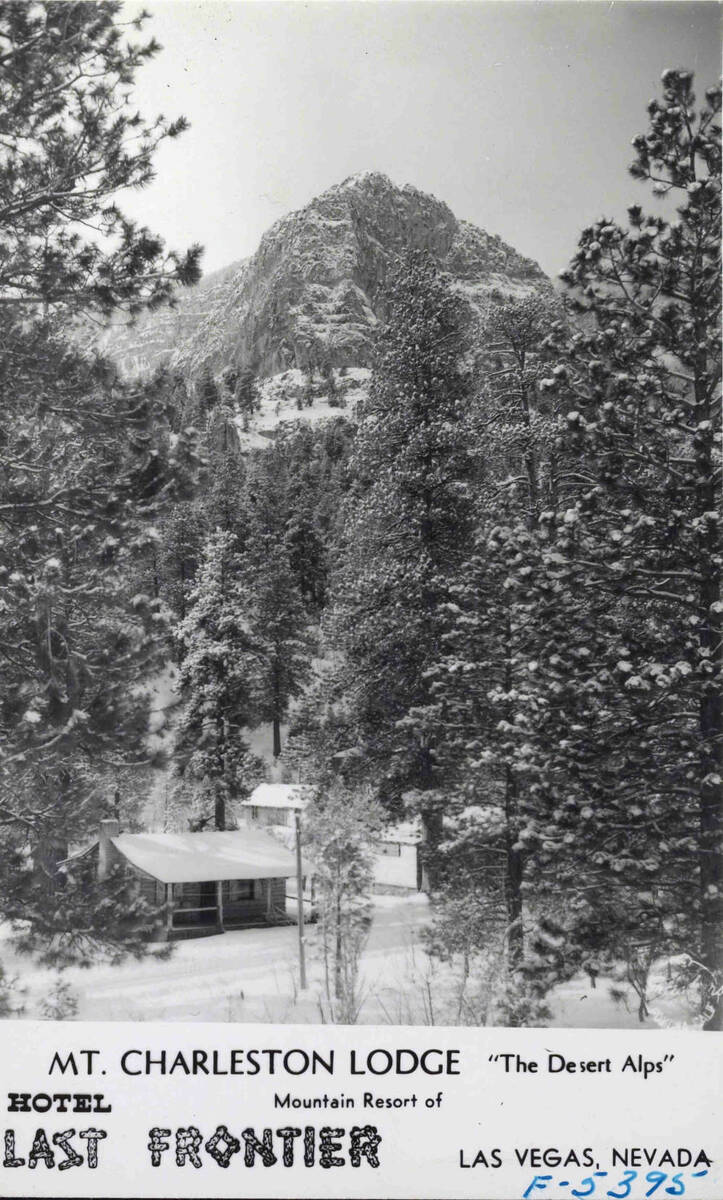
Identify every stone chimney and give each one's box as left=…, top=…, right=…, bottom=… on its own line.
left=98, top=818, right=120, bottom=882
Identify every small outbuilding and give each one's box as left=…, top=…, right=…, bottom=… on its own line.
left=239, top=784, right=313, bottom=912
left=371, top=819, right=424, bottom=893
left=66, top=819, right=299, bottom=940
left=240, top=783, right=311, bottom=827
left=241, top=786, right=425, bottom=895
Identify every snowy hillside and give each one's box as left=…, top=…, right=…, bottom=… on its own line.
left=232, top=366, right=369, bottom=448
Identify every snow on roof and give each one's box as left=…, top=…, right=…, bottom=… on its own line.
left=378, top=819, right=422, bottom=845
left=111, top=830, right=297, bottom=884
left=241, top=783, right=311, bottom=811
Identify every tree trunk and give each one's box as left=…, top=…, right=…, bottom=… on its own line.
left=699, top=657, right=722, bottom=1030
left=214, top=790, right=225, bottom=832
left=504, top=764, right=524, bottom=968
left=334, top=862, right=342, bottom=1000
left=417, top=733, right=443, bottom=890
left=504, top=613, right=524, bottom=967
left=215, top=715, right=226, bottom=831
left=272, top=662, right=282, bottom=758
left=519, top=370, right=539, bottom=528
left=695, top=354, right=722, bottom=1031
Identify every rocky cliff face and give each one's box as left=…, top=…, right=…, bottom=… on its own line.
left=96, top=172, right=550, bottom=379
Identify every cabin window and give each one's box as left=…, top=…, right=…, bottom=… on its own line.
left=227, top=879, right=256, bottom=902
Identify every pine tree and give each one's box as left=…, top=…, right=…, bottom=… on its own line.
left=158, top=502, right=206, bottom=622
left=0, top=1, right=201, bottom=315
left=304, top=783, right=381, bottom=1022
left=0, top=0, right=201, bottom=962
left=0, top=320, right=200, bottom=958
left=478, top=294, right=561, bottom=522
left=286, top=508, right=328, bottom=612
left=535, top=70, right=721, bottom=1026
left=196, top=368, right=221, bottom=423
left=320, top=354, right=339, bottom=404
left=221, top=366, right=240, bottom=397
left=0, top=323, right=201, bottom=790
left=284, top=656, right=354, bottom=783
left=303, top=370, right=315, bottom=410
left=281, top=418, right=354, bottom=612
left=174, top=530, right=264, bottom=830
left=156, top=386, right=246, bottom=637
left=247, top=538, right=312, bottom=761
left=242, top=451, right=314, bottom=759
left=194, top=395, right=247, bottom=542
left=234, top=367, right=259, bottom=427
left=428, top=294, right=560, bottom=971
left=332, top=251, right=476, bottom=879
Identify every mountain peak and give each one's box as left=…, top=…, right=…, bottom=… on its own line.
left=340, top=170, right=395, bottom=189
left=96, top=175, right=551, bottom=379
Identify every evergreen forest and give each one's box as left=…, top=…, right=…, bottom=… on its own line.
left=0, top=2, right=720, bottom=1030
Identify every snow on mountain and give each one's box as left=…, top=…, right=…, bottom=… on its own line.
left=95, top=172, right=551, bottom=382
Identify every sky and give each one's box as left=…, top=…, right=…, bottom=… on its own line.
left=121, top=1, right=721, bottom=281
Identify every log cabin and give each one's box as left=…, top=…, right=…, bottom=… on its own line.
left=64, top=819, right=300, bottom=940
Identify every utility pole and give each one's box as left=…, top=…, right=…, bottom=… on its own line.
left=294, top=808, right=307, bottom=989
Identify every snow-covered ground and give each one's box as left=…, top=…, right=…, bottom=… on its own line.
left=235, top=366, right=368, bottom=451
left=0, top=896, right=698, bottom=1028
